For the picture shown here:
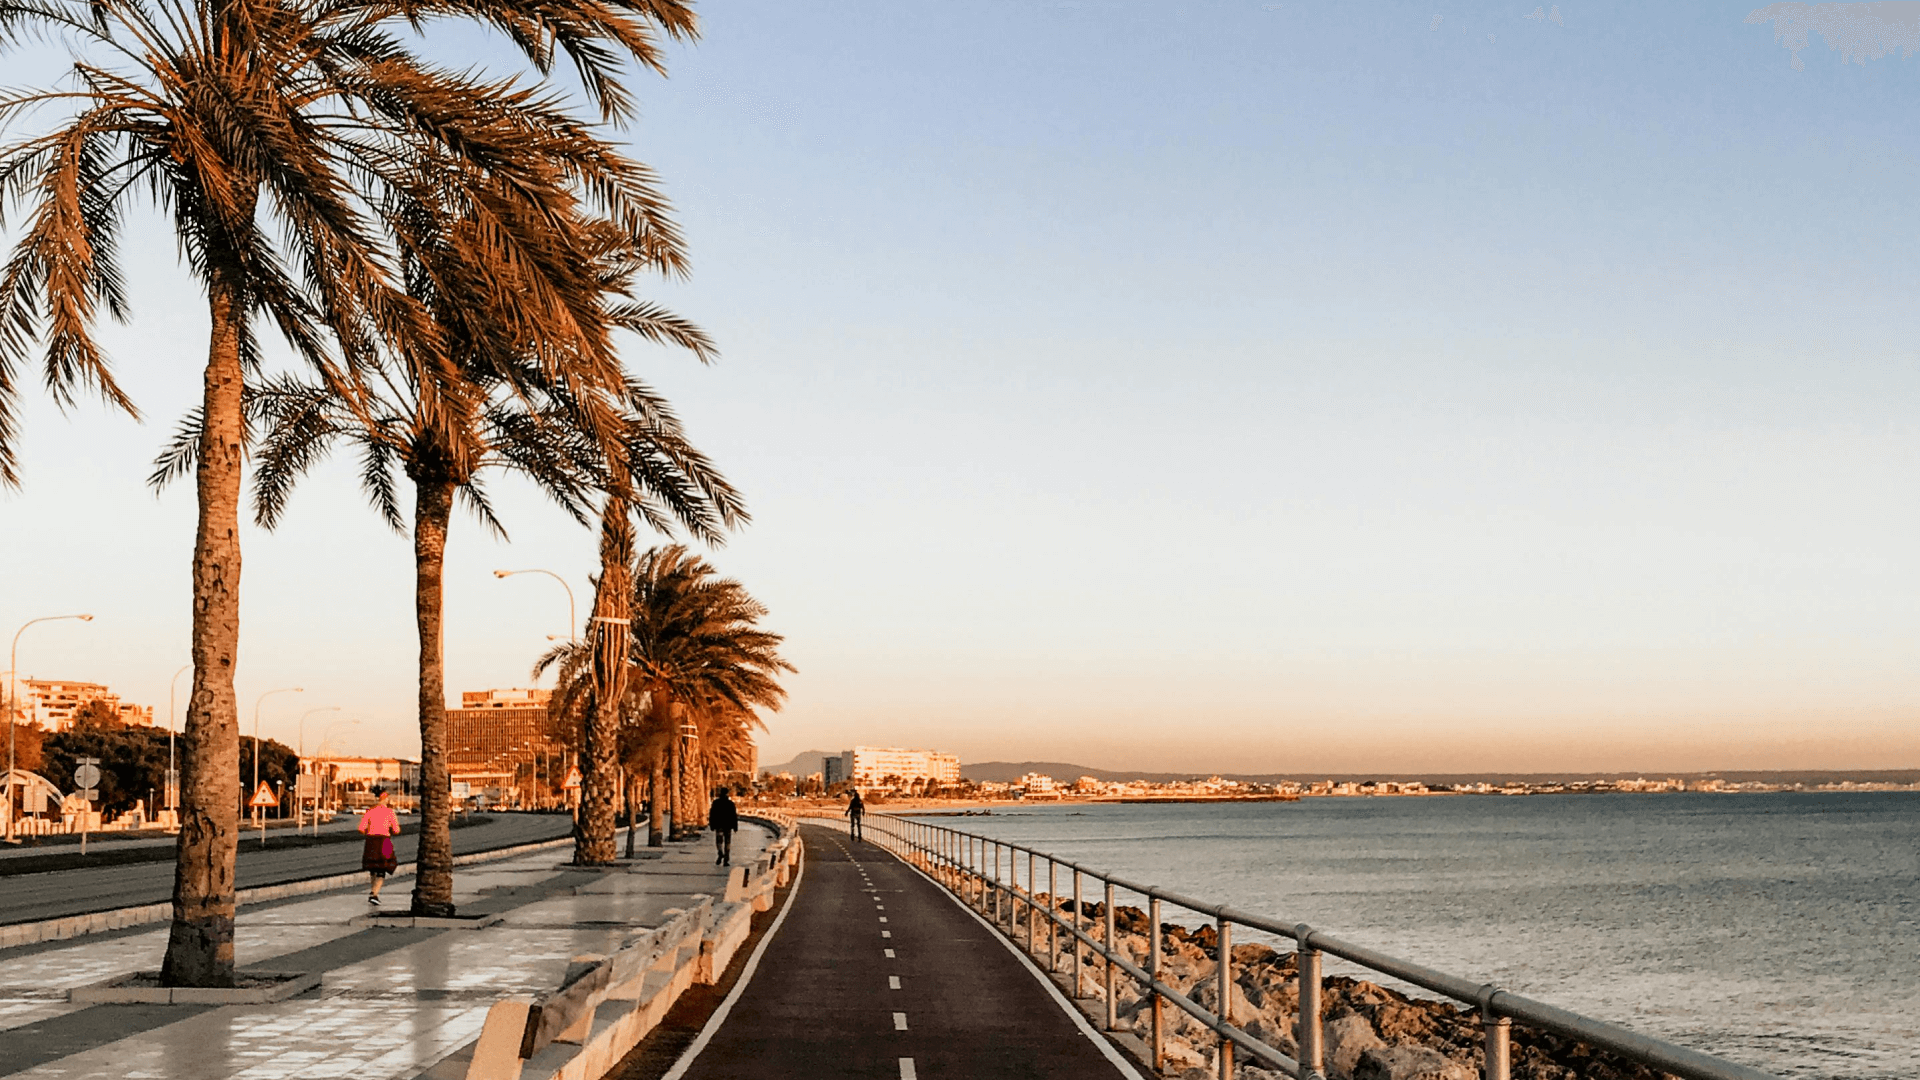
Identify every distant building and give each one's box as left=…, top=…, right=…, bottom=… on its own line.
left=828, top=746, right=961, bottom=789
left=1017, top=773, right=1058, bottom=796
left=306, top=756, right=419, bottom=808
left=446, top=688, right=561, bottom=807
left=4, top=680, right=152, bottom=732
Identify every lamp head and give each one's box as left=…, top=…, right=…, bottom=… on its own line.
left=493, top=570, right=511, bottom=578
left=77, top=614, right=93, bottom=622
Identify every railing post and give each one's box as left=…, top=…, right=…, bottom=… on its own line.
left=1296, top=925, right=1324, bottom=1080
left=1479, top=985, right=1511, bottom=1080
left=1047, top=857, right=1058, bottom=973
left=1217, top=915, right=1234, bottom=1080
left=995, top=842, right=1004, bottom=925
left=1071, top=868, right=1083, bottom=997
left=1103, top=881, right=1117, bottom=1031
left=1010, top=845, right=1020, bottom=934
left=1027, top=850, right=1037, bottom=953
left=1150, top=896, right=1165, bottom=1072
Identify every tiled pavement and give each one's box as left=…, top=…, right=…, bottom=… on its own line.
left=0, top=828, right=767, bottom=1079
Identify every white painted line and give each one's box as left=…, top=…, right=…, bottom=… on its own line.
left=893, top=1011, right=909, bottom=1030
left=884, top=948, right=895, bottom=958
left=658, top=838, right=808, bottom=1080
left=879, top=916, right=888, bottom=923
left=889, top=839, right=1148, bottom=1080
left=876, top=905, right=885, bottom=910
left=882, top=930, right=892, bottom=938
left=888, top=975, right=901, bottom=990
left=900, top=1058, right=917, bottom=1080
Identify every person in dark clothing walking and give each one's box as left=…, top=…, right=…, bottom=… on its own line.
left=709, top=788, right=739, bottom=865
left=845, top=789, right=865, bottom=841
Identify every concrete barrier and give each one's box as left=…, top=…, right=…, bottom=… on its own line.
left=454, top=819, right=801, bottom=1080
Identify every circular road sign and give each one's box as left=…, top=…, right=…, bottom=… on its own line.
left=73, top=764, right=102, bottom=789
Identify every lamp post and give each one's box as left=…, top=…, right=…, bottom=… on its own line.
left=317, top=718, right=361, bottom=822
left=493, top=569, right=577, bottom=640
left=7, top=614, right=93, bottom=842
left=295, top=706, right=339, bottom=831
left=296, top=706, right=340, bottom=761
left=165, top=663, right=190, bottom=828
left=251, top=687, right=302, bottom=844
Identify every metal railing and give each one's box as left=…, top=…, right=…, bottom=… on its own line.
left=815, top=811, right=1781, bottom=1080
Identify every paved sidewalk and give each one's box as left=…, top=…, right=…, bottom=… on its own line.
left=669, top=824, right=1129, bottom=1080
left=0, top=828, right=766, bottom=1079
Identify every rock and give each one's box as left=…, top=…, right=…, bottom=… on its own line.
left=1354, top=1045, right=1477, bottom=1080
left=1369, top=1000, right=1441, bottom=1042
left=1191, top=970, right=1260, bottom=1025
left=1161, top=1040, right=1208, bottom=1071
left=1324, top=1013, right=1387, bottom=1079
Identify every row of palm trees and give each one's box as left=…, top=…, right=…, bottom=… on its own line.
left=539, top=543, right=792, bottom=859
left=0, top=0, right=765, bottom=988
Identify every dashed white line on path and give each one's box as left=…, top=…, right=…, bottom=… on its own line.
left=893, top=1011, right=909, bottom=1030
left=899, top=1058, right=917, bottom=1080
left=879, top=916, right=888, bottom=922
left=884, top=948, right=895, bottom=958
left=882, top=930, right=892, bottom=938
left=888, top=975, right=902, bottom=990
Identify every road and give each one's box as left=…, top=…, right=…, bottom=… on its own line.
left=0, top=812, right=574, bottom=926
left=671, top=824, right=1132, bottom=1080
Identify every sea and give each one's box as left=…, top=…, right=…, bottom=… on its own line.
left=905, top=792, right=1918, bottom=1080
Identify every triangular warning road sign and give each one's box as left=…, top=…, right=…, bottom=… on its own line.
left=563, top=766, right=582, bottom=789
left=249, top=781, right=278, bottom=808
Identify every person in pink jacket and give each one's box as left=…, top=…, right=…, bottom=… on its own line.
left=358, top=787, right=401, bottom=905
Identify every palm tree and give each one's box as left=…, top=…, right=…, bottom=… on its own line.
left=0, top=0, right=698, bottom=985
left=538, top=544, right=792, bottom=851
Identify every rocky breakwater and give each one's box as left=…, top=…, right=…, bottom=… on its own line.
left=1003, top=897, right=1673, bottom=1080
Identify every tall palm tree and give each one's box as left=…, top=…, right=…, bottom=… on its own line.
left=0, top=0, right=698, bottom=985
left=538, top=544, right=792, bottom=851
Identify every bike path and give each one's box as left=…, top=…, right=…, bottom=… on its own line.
left=673, top=823, right=1133, bottom=1080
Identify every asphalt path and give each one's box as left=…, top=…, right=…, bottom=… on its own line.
left=0, top=811, right=574, bottom=926
left=677, top=823, right=1130, bottom=1080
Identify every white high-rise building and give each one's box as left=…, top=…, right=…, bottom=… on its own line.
left=829, top=746, right=961, bottom=789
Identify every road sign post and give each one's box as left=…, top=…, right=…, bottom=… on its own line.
left=250, top=781, right=277, bottom=847
left=73, top=757, right=100, bottom=854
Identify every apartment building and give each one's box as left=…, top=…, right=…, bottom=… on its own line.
left=3, top=680, right=153, bottom=732
left=446, top=688, right=562, bottom=806
left=827, top=745, right=962, bottom=789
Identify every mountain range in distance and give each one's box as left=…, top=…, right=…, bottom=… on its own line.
left=758, top=752, right=1920, bottom=789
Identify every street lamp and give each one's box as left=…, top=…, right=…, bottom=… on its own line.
left=251, top=687, right=302, bottom=842
left=494, top=569, right=577, bottom=640
left=166, top=663, right=190, bottom=826
left=7, top=614, right=93, bottom=842
left=297, top=706, right=340, bottom=760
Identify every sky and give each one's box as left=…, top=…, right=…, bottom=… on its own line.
left=3, top=2, right=1919, bottom=774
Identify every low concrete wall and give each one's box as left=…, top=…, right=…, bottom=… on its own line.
left=454, top=820, right=804, bottom=1080
left=0, top=836, right=573, bottom=950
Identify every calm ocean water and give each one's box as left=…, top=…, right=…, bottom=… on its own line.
left=906, top=792, right=1918, bottom=1079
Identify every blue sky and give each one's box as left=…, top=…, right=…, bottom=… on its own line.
left=3, top=2, right=1918, bottom=772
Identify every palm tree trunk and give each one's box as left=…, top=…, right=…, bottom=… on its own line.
left=160, top=286, right=247, bottom=988
left=621, top=769, right=633, bottom=858
left=648, top=754, right=666, bottom=847
left=578, top=498, right=632, bottom=864
left=669, top=721, right=683, bottom=838
left=411, top=477, right=456, bottom=917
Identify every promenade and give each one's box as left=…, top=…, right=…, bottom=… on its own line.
left=0, top=817, right=1157, bottom=1080
left=0, top=827, right=766, bottom=1079
left=671, top=823, right=1139, bottom=1080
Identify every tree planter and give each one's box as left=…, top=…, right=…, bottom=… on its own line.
left=70, top=970, right=319, bottom=1004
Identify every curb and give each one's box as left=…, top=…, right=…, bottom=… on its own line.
left=0, top=836, right=573, bottom=950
